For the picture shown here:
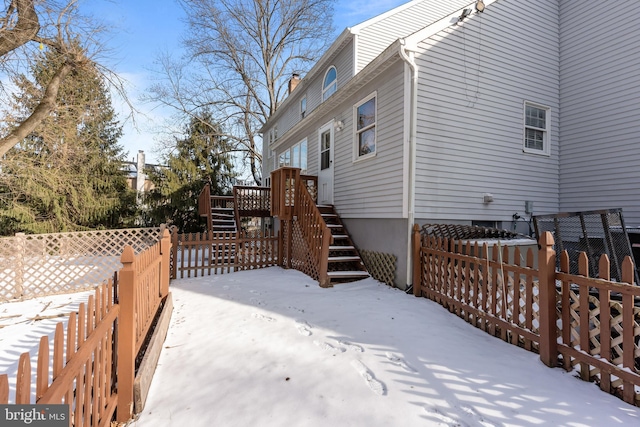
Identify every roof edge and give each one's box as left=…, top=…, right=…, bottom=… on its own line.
left=403, top=0, right=498, bottom=50
left=350, top=0, right=425, bottom=34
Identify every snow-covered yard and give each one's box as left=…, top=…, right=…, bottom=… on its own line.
left=131, top=267, right=640, bottom=427
left=2, top=267, right=639, bottom=426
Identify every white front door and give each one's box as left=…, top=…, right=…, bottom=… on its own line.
left=318, top=122, right=334, bottom=205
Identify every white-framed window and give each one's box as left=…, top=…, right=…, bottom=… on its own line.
left=523, top=102, right=550, bottom=155
left=278, top=150, right=290, bottom=168
left=322, top=66, right=337, bottom=101
left=353, top=92, right=377, bottom=160
left=269, top=124, right=278, bottom=146
left=300, top=96, right=307, bottom=119
left=276, top=140, right=307, bottom=172
left=267, top=147, right=275, bottom=170
left=291, top=139, right=307, bottom=172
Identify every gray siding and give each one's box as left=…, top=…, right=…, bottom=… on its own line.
left=414, top=0, right=560, bottom=223
left=356, top=0, right=469, bottom=72
left=559, top=1, right=640, bottom=227
left=333, top=61, right=406, bottom=219
left=262, top=40, right=355, bottom=180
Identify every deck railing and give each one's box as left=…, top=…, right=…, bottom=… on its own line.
left=413, top=226, right=640, bottom=407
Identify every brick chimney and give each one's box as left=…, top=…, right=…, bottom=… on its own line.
left=288, top=73, right=301, bottom=94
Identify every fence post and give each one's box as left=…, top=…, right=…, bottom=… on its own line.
left=538, top=231, right=558, bottom=368
left=117, top=245, right=136, bottom=422
left=171, top=228, right=178, bottom=280
left=14, top=233, right=25, bottom=299
left=160, top=229, right=171, bottom=298
left=412, top=224, right=422, bottom=297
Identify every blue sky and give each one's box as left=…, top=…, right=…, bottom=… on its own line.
left=83, top=0, right=407, bottom=164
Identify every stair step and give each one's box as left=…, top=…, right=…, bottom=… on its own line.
left=329, top=245, right=355, bottom=250
left=331, top=234, right=349, bottom=239
left=327, top=271, right=370, bottom=278
left=328, top=256, right=361, bottom=262
left=327, top=224, right=343, bottom=228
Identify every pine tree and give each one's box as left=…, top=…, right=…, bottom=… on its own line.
left=145, top=112, right=236, bottom=233
left=0, top=48, right=137, bottom=235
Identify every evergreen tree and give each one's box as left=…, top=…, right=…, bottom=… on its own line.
left=0, top=48, right=137, bottom=235
left=145, top=112, right=236, bottom=233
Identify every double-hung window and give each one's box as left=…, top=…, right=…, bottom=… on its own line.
left=523, top=102, right=550, bottom=155
left=354, top=92, right=377, bottom=160
left=300, top=96, right=307, bottom=119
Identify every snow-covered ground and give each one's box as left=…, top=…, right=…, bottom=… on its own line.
left=131, top=267, right=640, bottom=427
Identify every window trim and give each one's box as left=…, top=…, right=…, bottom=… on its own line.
left=322, top=66, right=337, bottom=101
left=353, top=91, right=377, bottom=162
left=277, top=139, right=307, bottom=173
left=300, top=95, right=307, bottom=119
left=523, top=101, right=551, bottom=156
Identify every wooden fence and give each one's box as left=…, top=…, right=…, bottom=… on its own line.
left=0, top=229, right=173, bottom=425
left=171, top=229, right=279, bottom=279
left=0, top=227, right=164, bottom=301
left=413, top=225, right=640, bottom=406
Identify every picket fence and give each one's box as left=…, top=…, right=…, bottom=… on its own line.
left=0, top=229, right=172, bottom=425
left=413, top=226, right=640, bottom=406
left=170, top=229, right=279, bottom=279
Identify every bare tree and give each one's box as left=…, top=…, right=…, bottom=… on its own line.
left=145, top=0, right=335, bottom=185
left=0, top=0, right=127, bottom=158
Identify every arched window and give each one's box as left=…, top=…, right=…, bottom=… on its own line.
left=322, top=66, right=337, bottom=101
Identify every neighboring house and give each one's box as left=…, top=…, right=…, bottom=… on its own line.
left=123, top=150, right=162, bottom=198
left=260, top=0, right=640, bottom=288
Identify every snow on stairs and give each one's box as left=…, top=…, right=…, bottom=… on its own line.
left=210, top=206, right=237, bottom=232
left=317, top=204, right=369, bottom=285
left=210, top=201, right=238, bottom=264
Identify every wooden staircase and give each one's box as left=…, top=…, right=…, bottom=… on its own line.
left=317, top=205, right=369, bottom=284
left=210, top=196, right=237, bottom=232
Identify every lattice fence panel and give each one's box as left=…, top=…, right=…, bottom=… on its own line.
left=360, top=250, right=396, bottom=287
left=562, top=288, right=640, bottom=381
left=0, top=227, right=162, bottom=301
left=289, top=221, right=319, bottom=281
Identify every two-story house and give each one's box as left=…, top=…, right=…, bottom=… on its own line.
left=260, top=0, right=640, bottom=289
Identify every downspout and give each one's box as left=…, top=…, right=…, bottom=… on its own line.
left=399, top=39, right=418, bottom=289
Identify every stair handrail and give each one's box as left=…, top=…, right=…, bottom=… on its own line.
left=294, top=176, right=333, bottom=287
left=198, top=182, right=212, bottom=228
left=232, top=186, right=242, bottom=232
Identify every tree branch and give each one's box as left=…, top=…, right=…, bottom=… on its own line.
left=0, top=61, right=73, bottom=157
left=0, top=0, right=40, bottom=57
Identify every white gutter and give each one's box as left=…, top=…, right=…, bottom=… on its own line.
left=398, top=39, right=418, bottom=288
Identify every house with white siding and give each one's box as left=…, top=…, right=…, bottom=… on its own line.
left=260, top=0, right=640, bottom=288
